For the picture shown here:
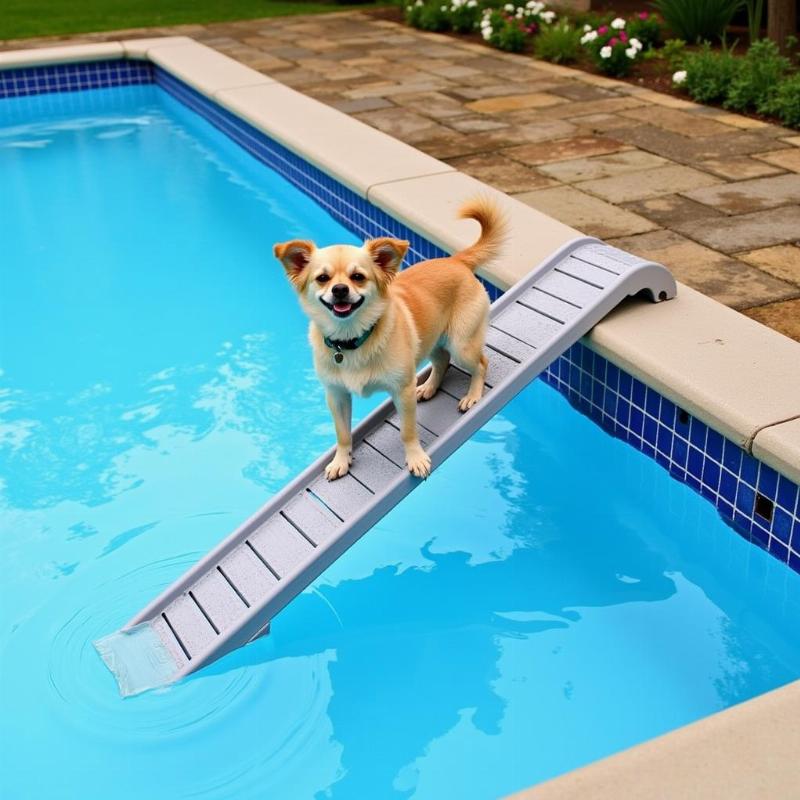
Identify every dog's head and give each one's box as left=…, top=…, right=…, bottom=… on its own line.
left=273, top=237, right=409, bottom=336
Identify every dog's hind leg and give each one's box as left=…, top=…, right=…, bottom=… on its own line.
left=449, top=298, right=489, bottom=412
left=416, top=346, right=450, bottom=402
left=455, top=343, right=488, bottom=412
left=325, top=386, right=353, bottom=481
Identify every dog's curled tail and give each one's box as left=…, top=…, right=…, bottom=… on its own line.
left=454, top=194, right=508, bottom=272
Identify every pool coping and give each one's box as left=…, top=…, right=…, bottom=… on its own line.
left=2, top=37, right=799, bottom=798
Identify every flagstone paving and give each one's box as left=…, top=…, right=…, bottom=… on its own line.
left=3, top=10, right=799, bottom=340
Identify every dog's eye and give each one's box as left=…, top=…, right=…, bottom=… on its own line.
left=316, top=274, right=330, bottom=284
left=351, top=272, right=366, bottom=283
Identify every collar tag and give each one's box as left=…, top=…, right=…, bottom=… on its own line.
left=324, top=324, right=376, bottom=365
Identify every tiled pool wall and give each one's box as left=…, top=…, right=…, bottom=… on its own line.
left=2, top=59, right=798, bottom=577
left=0, top=58, right=154, bottom=99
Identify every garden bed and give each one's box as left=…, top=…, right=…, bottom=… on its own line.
left=374, top=2, right=800, bottom=129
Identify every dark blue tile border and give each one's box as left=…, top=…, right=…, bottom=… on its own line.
left=541, top=345, right=800, bottom=574
left=0, top=59, right=153, bottom=99
left=3, top=58, right=798, bottom=576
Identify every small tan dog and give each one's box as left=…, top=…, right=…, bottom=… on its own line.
left=274, top=196, right=506, bottom=481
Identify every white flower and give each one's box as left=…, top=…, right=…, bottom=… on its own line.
left=610, top=17, right=626, bottom=29
left=580, top=30, right=598, bottom=44
left=482, top=26, right=493, bottom=39
left=414, top=0, right=423, bottom=6
left=467, top=0, right=477, bottom=6
left=541, top=10, right=556, bottom=22
left=625, top=46, right=637, bottom=58
left=672, top=69, right=688, bottom=85
left=600, top=45, right=612, bottom=58
left=440, top=5, right=446, bottom=10
left=629, top=37, right=643, bottom=50
left=583, top=23, right=592, bottom=32
left=504, top=3, right=514, bottom=10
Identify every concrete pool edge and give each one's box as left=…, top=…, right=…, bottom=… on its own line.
left=509, top=679, right=800, bottom=800
left=1, top=38, right=798, bottom=798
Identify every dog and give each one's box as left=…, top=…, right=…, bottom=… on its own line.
left=274, top=195, right=506, bottom=482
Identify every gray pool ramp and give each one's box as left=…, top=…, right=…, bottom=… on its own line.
left=95, top=236, right=676, bottom=696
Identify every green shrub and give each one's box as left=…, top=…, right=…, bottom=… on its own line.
left=405, top=0, right=426, bottom=28
left=725, top=38, right=791, bottom=112
left=405, top=0, right=451, bottom=31
left=761, top=72, right=800, bottom=128
left=744, top=0, right=765, bottom=43
left=652, top=0, right=743, bottom=43
left=447, top=0, right=482, bottom=33
left=419, top=2, right=451, bottom=31
left=681, top=43, right=741, bottom=102
left=662, top=37, right=687, bottom=69
left=627, top=11, right=664, bottom=49
left=534, top=21, right=581, bottom=63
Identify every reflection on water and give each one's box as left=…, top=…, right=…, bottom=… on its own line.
left=3, top=84, right=800, bottom=800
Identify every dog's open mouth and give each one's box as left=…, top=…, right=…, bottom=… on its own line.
left=321, top=295, right=364, bottom=318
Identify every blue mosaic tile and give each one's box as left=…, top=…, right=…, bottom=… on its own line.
left=773, top=508, right=793, bottom=545
left=758, top=463, right=779, bottom=498
left=689, top=417, right=707, bottom=450
left=547, top=339, right=800, bottom=577
left=740, top=451, right=759, bottom=487
left=0, top=59, right=153, bottom=99
left=722, top=439, right=742, bottom=475
left=770, top=538, right=789, bottom=562
left=706, top=429, right=724, bottom=463
left=777, top=475, right=799, bottom=518
left=736, top=482, right=755, bottom=516
left=6, top=59, right=800, bottom=580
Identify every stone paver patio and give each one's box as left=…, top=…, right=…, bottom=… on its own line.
left=4, top=11, right=799, bottom=340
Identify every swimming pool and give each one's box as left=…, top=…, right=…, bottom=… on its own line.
left=2, top=66, right=800, bottom=800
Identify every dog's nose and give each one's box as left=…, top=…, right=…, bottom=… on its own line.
left=332, top=283, right=349, bottom=300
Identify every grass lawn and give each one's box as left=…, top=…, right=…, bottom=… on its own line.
left=1, top=0, right=377, bottom=41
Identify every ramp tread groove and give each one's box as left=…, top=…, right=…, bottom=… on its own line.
left=161, top=613, right=191, bottom=662
left=188, top=591, right=220, bottom=636
left=245, top=540, right=281, bottom=581
left=217, top=565, right=251, bottom=608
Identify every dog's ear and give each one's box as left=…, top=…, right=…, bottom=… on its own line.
left=274, top=240, right=315, bottom=286
left=365, top=238, right=409, bottom=284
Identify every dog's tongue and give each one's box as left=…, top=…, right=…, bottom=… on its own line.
left=334, top=302, right=352, bottom=313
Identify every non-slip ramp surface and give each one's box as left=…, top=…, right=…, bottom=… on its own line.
left=95, top=237, right=676, bottom=695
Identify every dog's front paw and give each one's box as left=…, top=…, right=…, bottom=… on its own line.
left=405, top=446, right=432, bottom=479
left=458, top=393, right=482, bottom=412
left=415, top=381, right=438, bottom=402
left=325, top=452, right=352, bottom=481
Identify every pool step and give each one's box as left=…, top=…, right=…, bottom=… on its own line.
left=94, top=237, right=676, bottom=696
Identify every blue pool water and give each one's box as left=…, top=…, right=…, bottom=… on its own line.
left=2, top=84, right=800, bottom=800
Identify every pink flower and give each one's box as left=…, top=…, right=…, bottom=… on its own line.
left=620, top=30, right=628, bottom=42
left=609, top=36, right=618, bottom=46
left=598, top=25, right=608, bottom=34
left=638, top=11, right=648, bottom=19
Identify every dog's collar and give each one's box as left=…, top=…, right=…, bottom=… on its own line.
left=323, top=325, right=376, bottom=364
